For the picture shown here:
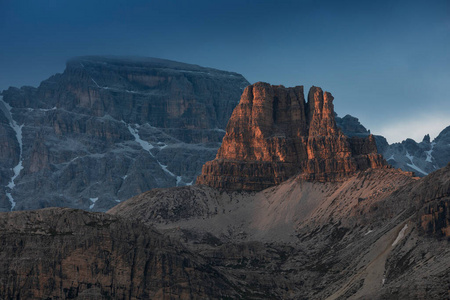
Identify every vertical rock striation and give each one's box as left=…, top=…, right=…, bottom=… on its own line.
left=0, top=56, right=249, bottom=211
left=196, top=82, right=386, bottom=191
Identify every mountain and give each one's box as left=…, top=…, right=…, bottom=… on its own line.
left=335, top=114, right=450, bottom=176
left=0, top=208, right=241, bottom=299
left=197, top=83, right=386, bottom=191
left=0, top=80, right=448, bottom=299
left=109, top=85, right=448, bottom=298
left=382, top=128, right=450, bottom=176
left=110, top=160, right=450, bottom=299
left=0, top=56, right=249, bottom=212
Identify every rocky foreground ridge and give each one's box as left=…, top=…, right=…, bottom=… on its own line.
left=0, top=56, right=248, bottom=212
left=109, top=163, right=450, bottom=300
left=197, top=82, right=386, bottom=191
left=0, top=208, right=241, bottom=299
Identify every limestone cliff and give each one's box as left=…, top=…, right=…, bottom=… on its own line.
left=196, top=82, right=386, bottom=191
left=0, top=208, right=240, bottom=299
left=0, top=56, right=249, bottom=211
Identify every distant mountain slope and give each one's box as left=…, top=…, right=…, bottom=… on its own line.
left=335, top=114, right=450, bottom=176
left=0, top=56, right=249, bottom=212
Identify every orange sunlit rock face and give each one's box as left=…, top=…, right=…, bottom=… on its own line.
left=196, top=82, right=386, bottom=191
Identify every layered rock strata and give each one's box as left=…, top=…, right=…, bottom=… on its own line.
left=196, top=82, right=386, bottom=191
left=0, top=56, right=248, bottom=211
left=0, top=208, right=240, bottom=299
left=110, top=164, right=450, bottom=299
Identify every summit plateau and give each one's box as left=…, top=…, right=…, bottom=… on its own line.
left=0, top=56, right=248, bottom=211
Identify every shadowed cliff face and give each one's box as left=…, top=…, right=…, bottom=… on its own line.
left=0, top=208, right=240, bottom=299
left=196, top=82, right=386, bottom=191
left=0, top=56, right=249, bottom=212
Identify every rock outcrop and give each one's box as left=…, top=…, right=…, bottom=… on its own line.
left=110, top=164, right=450, bottom=299
left=0, top=208, right=240, bottom=299
left=196, top=83, right=386, bottom=191
left=0, top=56, right=249, bottom=211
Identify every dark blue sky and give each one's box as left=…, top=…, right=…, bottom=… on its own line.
left=1, top=0, right=449, bottom=142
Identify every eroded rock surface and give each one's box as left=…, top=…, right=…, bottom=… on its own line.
left=197, top=83, right=386, bottom=191
left=0, top=208, right=240, bottom=299
left=110, top=165, right=450, bottom=300
left=0, top=56, right=248, bottom=211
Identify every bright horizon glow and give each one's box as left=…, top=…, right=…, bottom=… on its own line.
left=375, top=113, right=449, bottom=144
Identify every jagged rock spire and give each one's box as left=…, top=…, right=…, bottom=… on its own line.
left=196, top=82, right=386, bottom=191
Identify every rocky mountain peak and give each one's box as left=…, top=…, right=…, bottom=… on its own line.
left=196, top=83, right=386, bottom=191
left=0, top=56, right=249, bottom=211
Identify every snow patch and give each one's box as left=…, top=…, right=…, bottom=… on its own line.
left=89, top=197, right=99, bottom=209
left=392, top=224, right=408, bottom=246
left=27, top=107, right=57, bottom=112
left=0, top=96, right=24, bottom=211
left=212, top=128, right=226, bottom=133
left=405, top=151, right=428, bottom=176
left=115, top=199, right=121, bottom=203
left=364, top=230, right=373, bottom=236
left=126, top=122, right=181, bottom=184
left=406, top=163, right=428, bottom=176
left=387, top=154, right=395, bottom=161
left=157, top=142, right=168, bottom=149
left=127, top=124, right=154, bottom=153
left=122, top=175, right=128, bottom=180
left=425, top=142, right=436, bottom=163
left=91, top=78, right=100, bottom=88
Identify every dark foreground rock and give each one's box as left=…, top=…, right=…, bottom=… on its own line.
left=0, top=208, right=241, bottom=299
left=110, top=165, right=450, bottom=300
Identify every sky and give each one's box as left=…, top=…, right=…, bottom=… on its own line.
left=1, top=0, right=449, bottom=143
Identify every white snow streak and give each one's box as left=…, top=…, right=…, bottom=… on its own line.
left=89, top=197, right=99, bottom=209
left=213, top=128, right=226, bottom=133
left=364, top=230, right=374, bottom=236
left=127, top=123, right=182, bottom=186
left=0, top=96, right=24, bottom=211
left=387, top=154, right=395, bottom=161
left=405, top=151, right=428, bottom=176
left=425, top=142, right=436, bottom=163
left=91, top=78, right=100, bottom=87
left=392, top=224, right=408, bottom=246
left=127, top=124, right=154, bottom=152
